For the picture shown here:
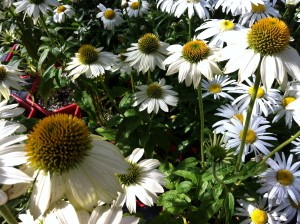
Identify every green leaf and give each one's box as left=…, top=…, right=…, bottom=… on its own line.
left=95, top=127, right=116, bottom=141
left=225, top=193, right=235, bottom=223
left=38, top=48, right=49, bottom=73
left=176, top=181, right=193, bottom=193
left=176, top=157, right=199, bottom=170
left=173, top=170, right=197, bottom=185
left=73, top=90, right=96, bottom=122
left=157, top=190, right=191, bottom=215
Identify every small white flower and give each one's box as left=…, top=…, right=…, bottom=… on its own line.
left=123, top=33, right=169, bottom=74
left=212, top=103, right=246, bottom=134
left=196, top=19, right=245, bottom=48
left=238, top=0, right=281, bottom=27
left=257, top=153, right=300, bottom=207
left=230, top=76, right=281, bottom=117
left=96, top=4, right=124, bottom=30
left=224, top=115, right=276, bottom=162
left=0, top=64, right=25, bottom=101
left=14, top=0, right=59, bottom=20
left=164, top=39, right=222, bottom=88
left=65, top=44, right=117, bottom=80
left=125, top=0, right=149, bottom=17
left=202, top=74, right=237, bottom=100
left=116, top=148, right=165, bottom=213
left=53, top=4, right=75, bottom=23
left=171, top=0, right=212, bottom=19
left=235, top=195, right=280, bottom=224
left=272, top=82, right=300, bottom=129
left=132, top=78, right=178, bottom=114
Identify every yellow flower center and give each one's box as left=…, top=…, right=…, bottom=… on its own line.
left=251, top=3, right=266, bottom=13
left=277, top=169, right=294, bottom=186
left=251, top=209, right=268, bottom=224
left=247, top=18, right=290, bottom=56
left=117, top=163, right=140, bottom=186
left=234, top=113, right=244, bottom=123
left=209, top=83, right=222, bottom=93
left=78, top=45, right=99, bottom=65
left=131, top=1, right=139, bottom=9
left=104, top=9, right=116, bottom=20
left=0, top=66, right=7, bottom=81
left=220, top=20, right=234, bottom=31
left=25, top=114, right=92, bottom=174
left=239, top=129, right=256, bottom=144
left=249, top=86, right=265, bottom=98
left=147, top=83, right=163, bottom=98
left=57, top=5, right=66, bottom=13
left=182, top=40, right=210, bottom=63
left=138, top=33, right=160, bottom=54
left=282, top=96, right=296, bottom=108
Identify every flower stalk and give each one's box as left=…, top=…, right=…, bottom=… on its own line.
left=197, top=78, right=205, bottom=169
left=0, top=205, right=18, bottom=224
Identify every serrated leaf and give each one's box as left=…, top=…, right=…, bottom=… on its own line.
left=173, top=170, right=197, bottom=184
left=176, top=181, right=193, bottom=193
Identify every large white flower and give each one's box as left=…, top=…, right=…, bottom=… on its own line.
left=224, top=115, right=277, bottom=162
left=196, top=19, right=244, bottom=48
left=217, top=17, right=300, bottom=91
left=14, top=0, right=59, bottom=20
left=0, top=63, right=25, bottom=101
left=238, top=1, right=281, bottom=27
left=235, top=195, right=280, bottom=224
left=65, top=44, right=117, bottom=80
left=0, top=120, right=33, bottom=187
left=164, top=39, right=222, bottom=88
left=53, top=4, right=75, bottom=23
left=257, top=153, right=300, bottom=207
left=171, top=0, right=212, bottom=19
left=25, top=114, right=129, bottom=218
left=215, top=0, right=264, bottom=15
left=96, top=4, right=124, bottom=30
left=123, top=33, right=169, bottom=74
left=116, top=148, right=165, bottom=213
left=132, top=78, right=178, bottom=114
left=125, top=0, right=149, bottom=17
left=231, top=76, right=281, bottom=117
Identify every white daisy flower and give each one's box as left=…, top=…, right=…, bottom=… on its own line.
left=171, top=0, right=212, bottom=19
left=285, top=0, right=300, bottom=5
left=196, top=19, right=245, bottom=48
left=272, top=82, right=300, bottom=129
left=13, top=0, right=59, bottom=20
left=0, top=63, right=25, bottom=101
left=156, top=0, right=174, bottom=14
left=0, top=100, right=25, bottom=118
left=123, top=33, right=169, bottom=74
left=2, top=0, right=14, bottom=8
left=125, top=0, right=149, bottom=18
left=291, top=137, right=300, bottom=156
left=238, top=1, right=281, bottom=27
left=111, top=54, right=132, bottom=75
left=257, top=153, right=300, bottom=207
left=53, top=4, right=75, bottom=23
left=274, top=198, right=300, bottom=223
left=0, top=120, right=32, bottom=186
left=164, top=39, right=222, bottom=88
left=96, top=4, right=124, bottom=30
left=235, top=195, right=280, bottom=224
left=215, top=0, right=264, bottom=15
left=217, top=17, right=300, bottom=91
left=25, top=114, right=129, bottom=218
left=132, top=78, right=178, bottom=114
left=202, top=74, right=237, bottom=100
left=65, top=44, right=117, bottom=80
left=212, top=103, right=246, bottom=134
left=116, top=148, right=165, bottom=213
left=230, top=76, right=281, bottom=117
left=224, top=115, right=276, bottom=162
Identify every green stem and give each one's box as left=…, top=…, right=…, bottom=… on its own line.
left=234, top=70, right=261, bottom=173
left=258, top=130, right=300, bottom=167
left=38, top=15, right=56, bottom=47
left=0, top=205, right=18, bottom=224
left=130, top=71, right=135, bottom=93
left=98, top=77, right=122, bottom=114
left=147, top=69, right=152, bottom=84
left=197, top=79, right=205, bottom=169
left=188, top=16, right=192, bottom=42
left=212, top=163, right=229, bottom=194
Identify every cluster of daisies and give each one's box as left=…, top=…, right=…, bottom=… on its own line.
left=1, top=0, right=300, bottom=223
